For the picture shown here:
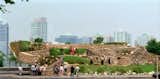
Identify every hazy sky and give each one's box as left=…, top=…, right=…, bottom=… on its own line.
left=0, top=0, right=160, bottom=43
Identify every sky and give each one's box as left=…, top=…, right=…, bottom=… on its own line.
left=0, top=0, right=160, bottom=43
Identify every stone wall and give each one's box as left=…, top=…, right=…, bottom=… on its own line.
left=18, top=50, right=49, bottom=64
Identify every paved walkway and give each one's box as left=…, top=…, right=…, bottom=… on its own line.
left=0, top=74, right=155, bottom=79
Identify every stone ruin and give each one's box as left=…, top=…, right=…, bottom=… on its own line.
left=50, top=44, right=155, bottom=66
left=10, top=42, right=157, bottom=75
left=87, top=46, right=155, bottom=66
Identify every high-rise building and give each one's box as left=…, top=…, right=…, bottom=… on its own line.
left=104, top=35, right=114, bottom=43
left=113, top=31, right=131, bottom=44
left=31, top=17, right=47, bottom=42
left=135, top=33, right=153, bottom=46
left=0, top=21, right=9, bottom=66
left=55, top=34, right=79, bottom=44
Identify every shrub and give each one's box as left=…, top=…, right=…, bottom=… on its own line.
left=76, top=48, right=87, bottom=55
left=79, top=65, right=88, bottom=73
left=63, top=56, right=89, bottom=64
left=19, top=41, right=31, bottom=52
left=132, top=66, right=143, bottom=73
left=49, top=48, right=63, bottom=57
left=63, top=48, right=70, bottom=55
left=34, top=38, right=43, bottom=43
left=96, top=66, right=107, bottom=73
left=116, top=67, right=128, bottom=73
left=79, top=64, right=155, bottom=74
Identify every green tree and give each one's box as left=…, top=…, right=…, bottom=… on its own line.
left=0, top=51, right=5, bottom=67
left=65, top=42, right=71, bottom=44
left=146, top=39, right=160, bottom=79
left=93, top=36, right=104, bottom=44
left=0, top=0, right=28, bottom=13
left=33, top=38, right=44, bottom=50
left=9, top=54, right=18, bottom=66
left=146, top=39, right=160, bottom=55
left=34, top=38, right=43, bottom=44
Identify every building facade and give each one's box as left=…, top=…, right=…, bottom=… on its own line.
left=104, top=35, right=114, bottom=43
left=0, top=21, right=9, bottom=66
left=135, top=33, right=153, bottom=46
left=31, top=17, right=47, bottom=42
left=78, top=37, right=92, bottom=44
left=55, top=35, right=79, bottom=44
left=113, top=31, right=131, bottom=44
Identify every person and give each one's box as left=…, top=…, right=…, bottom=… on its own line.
left=37, top=65, right=41, bottom=75
left=54, top=65, right=59, bottom=75
left=35, top=64, right=40, bottom=75
left=31, top=65, right=36, bottom=75
left=43, top=64, right=47, bottom=75
left=75, top=65, right=80, bottom=77
left=39, top=66, right=44, bottom=75
left=59, top=65, right=64, bottom=76
left=18, top=66, right=23, bottom=75
left=70, top=66, right=75, bottom=77
left=64, top=64, right=67, bottom=72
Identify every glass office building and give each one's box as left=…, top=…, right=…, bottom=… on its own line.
left=0, top=21, right=9, bottom=66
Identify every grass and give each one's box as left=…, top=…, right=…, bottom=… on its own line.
left=63, top=56, right=90, bottom=64
left=79, top=64, right=155, bottom=74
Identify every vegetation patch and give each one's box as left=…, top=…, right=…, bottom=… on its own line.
left=79, top=64, right=155, bottom=74
left=63, top=56, right=89, bottom=64
left=75, top=48, right=87, bottom=55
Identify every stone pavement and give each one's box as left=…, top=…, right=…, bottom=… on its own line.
left=0, top=74, right=155, bottom=79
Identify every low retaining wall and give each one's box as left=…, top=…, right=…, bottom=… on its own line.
left=0, top=76, right=154, bottom=79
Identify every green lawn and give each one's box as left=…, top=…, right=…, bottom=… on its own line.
left=63, top=56, right=90, bottom=64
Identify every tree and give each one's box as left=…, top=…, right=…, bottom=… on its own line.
left=8, top=54, right=18, bottom=66
left=19, top=41, right=31, bottom=52
left=93, top=36, right=104, bottom=44
left=33, top=38, right=44, bottom=50
left=146, top=39, right=160, bottom=55
left=0, top=0, right=28, bottom=13
left=0, top=51, right=5, bottom=67
left=146, top=39, right=160, bottom=79
left=34, top=38, right=43, bottom=44
left=65, top=42, right=71, bottom=44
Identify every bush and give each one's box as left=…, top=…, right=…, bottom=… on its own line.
left=79, top=65, right=88, bottom=73
left=63, top=48, right=70, bottom=55
left=76, top=48, right=87, bottom=55
left=132, top=66, right=143, bottom=73
left=129, top=64, right=155, bottom=73
left=49, top=48, right=63, bottom=57
left=63, top=56, right=89, bottom=64
left=97, top=66, right=107, bottom=73
left=79, top=64, right=155, bottom=74
left=115, top=67, right=128, bottom=73
left=19, top=41, right=31, bottom=52
left=104, top=42, right=127, bottom=45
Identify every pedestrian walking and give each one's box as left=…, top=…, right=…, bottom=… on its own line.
left=31, top=65, right=36, bottom=75
left=59, top=65, right=64, bottom=76
left=70, top=66, right=75, bottom=77
left=75, top=65, right=80, bottom=77
left=54, top=65, right=59, bottom=75
left=18, top=66, right=23, bottom=75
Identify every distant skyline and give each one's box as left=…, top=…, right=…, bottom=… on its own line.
left=0, top=0, right=160, bottom=43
